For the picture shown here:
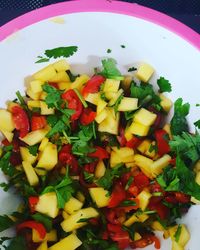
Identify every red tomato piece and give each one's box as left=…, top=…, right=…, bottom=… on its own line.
left=80, top=107, right=96, bottom=126
left=88, top=146, right=109, bottom=160
left=11, top=105, right=29, bottom=138
left=148, top=198, right=169, bottom=220
left=108, top=183, right=126, bottom=208
left=134, top=172, right=150, bottom=190
left=82, top=75, right=105, bottom=97
left=31, top=116, right=47, bottom=131
left=62, top=89, right=83, bottom=121
left=174, top=192, right=191, bottom=203
left=126, top=136, right=142, bottom=149
left=84, top=163, right=96, bottom=173
left=28, top=196, right=39, bottom=213
left=155, top=129, right=170, bottom=156
left=128, top=184, right=139, bottom=197
left=17, top=221, right=46, bottom=239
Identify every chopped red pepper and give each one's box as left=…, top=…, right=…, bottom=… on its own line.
left=31, top=115, right=47, bottom=131
left=126, top=136, right=142, bottom=149
left=82, top=75, right=105, bottom=97
left=80, top=107, right=96, bottom=126
left=11, top=105, right=29, bottom=138
left=174, top=192, right=190, bottom=203
left=48, top=82, right=59, bottom=89
left=108, top=183, right=126, bottom=208
left=88, top=146, right=109, bottom=160
left=155, top=129, right=170, bottom=156
left=148, top=197, right=169, bottom=220
left=17, top=220, right=46, bottom=239
left=170, top=158, right=176, bottom=166
left=2, top=139, right=10, bottom=146
left=28, top=196, right=39, bottom=213
left=84, top=162, right=96, bottom=173
left=62, top=89, right=83, bottom=121
left=133, top=172, right=150, bottom=190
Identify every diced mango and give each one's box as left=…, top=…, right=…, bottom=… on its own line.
left=48, top=234, right=82, bottom=250
left=169, top=224, right=190, bottom=247
left=53, top=60, right=70, bottom=72
left=95, top=109, right=107, bottom=124
left=133, top=154, right=153, bottom=178
left=76, top=192, right=85, bottom=204
left=64, top=197, right=83, bottom=214
left=39, top=137, right=49, bottom=151
left=27, top=88, right=41, bottom=100
left=195, top=171, right=200, bottom=185
left=33, top=65, right=57, bottom=81
left=35, top=168, right=47, bottom=176
left=62, top=210, right=70, bottom=219
left=85, top=93, right=100, bottom=105
left=22, top=161, right=39, bottom=186
left=20, top=147, right=38, bottom=164
left=98, top=109, right=119, bottom=135
left=0, top=109, right=15, bottom=132
left=134, top=108, right=157, bottom=126
left=61, top=208, right=99, bottom=232
left=137, top=190, right=152, bottom=211
left=171, top=241, right=184, bottom=250
left=40, top=101, right=55, bottom=115
left=124, top=126, right=133, bottom=141
left=30, top=80, right=43, bottom=93
left=118, top=97, right=138, bottom=112
left=27, top=100, right=41, bottom=110
left=40, top=91, right=47, bottom=100
left=123, top=215, right=139, bottom=227
left=20, top=129, right=48, bottom=146
left=36, top=241, right=48, bottom=250
left=89, top=188, right=110, bottom=208
left=95, top=161, right=106, bottom=178
left=37, top=142, right=58, bottom=170
left=151, top=154, right=171, bottom=177
left=49, top=71, right=70, bottom=83
left=103, top=79, right=120, bottom=92
left=112, top=147, right=134, bottom=157
left=108, top=89, right=124, bottom=106
left=137, top=140, right=151, bottom=154
left=135, top=63, right=154, bottom=82
left=151, top=221, right=166, bottom=231
left=97, top=98, right=107, bottom=115
left=134, top=232, right=142, bottom=241
left=35, top=192, right=59, bottom=218
left=159, top=94, right=173, bottom=113
left=105, top=91, right=117, bottom=100
left=32, top=229, right=57, bottom=243
left=129, top=121, right=149, bottom=136
left=194, top=160, right=200, bottom=173
left=121, top=76, right=132, bottom=91
left=57, top=82, right=71, bottom=91
left=110, top=151, right=123, bottom=167
left=70, top=75, right=90, bottom=91
left=191, top=196, right=200, bottom=204
left=1, top=130, right=14, bottom=142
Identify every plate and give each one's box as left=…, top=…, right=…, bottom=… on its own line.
left=0, top=0, right=200, bottom=249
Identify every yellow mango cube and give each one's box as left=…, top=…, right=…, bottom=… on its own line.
left=129, top=122, right=149, bottom=136
left=118, top=97, right=138, bottom=112
left=62, top=210, right=70, bottom=220
left=171, top=241, right=184, bottom=250
left=53, top=59, right=70, bottom=72
left=112, top=147, right=134, bottom=157
left=0, top=109, right=15, bottom=132
left=123, top=215, right=139, bottom=227
left=121, top=76, right=132, bottom=91
left=89, top=188, right=110, bottom=208
left=97, top=98, right=107, bottom=114
left=110, top=151, right=123, bottom=167
left=49, top=71, right=70, bottom=83
left=133, top=154, right=153, bottom=178
left=33, top=65, right=57, bottom=81
left=151, top=154, right=171, bottom=177
left=103, top=79, right=120, bottom=92
left=20, top=129, right=48, bottom=146
left=108, top=89, right=124, bottom=106
left=159, top=94, right=173, bottom=113
left=35, top=192, right=59, bottom=218
left=22, top=161, right=39, bottom=186
left=151, top=221, right=166, bottom=231
left=95, top=109, right=107, bottom=124
left=124, top=126, right=133, bottom=141
left=61, top=208, right=99, bottom=232
left=30, top=80, right=43, bottom=93
left=37, top=142, right=58, bottom=170
left=95, top=161, right=106, bottom=178
left=32, top=229, right=57, bottom=243
left=20, top=147, right=38, bottom=164
left=137, top=190, right=152, bottom=211
left=26, top=87, right=41, bottom=100
left=169, top=225, right=190, bottom=247
left=135, top=63, right=154, bottom=82
left=40, top=101, right=55, bottom=115
left=48, top=234, right=82, bottom=250
left=27, top=100, right=41, bottom=110
left=134, top=108, right=157, bottom=126
left=1, top=130, right=14, bottom=142
left=39, top=137, right=49, bottom=151
left=57, top=82, right=71, bottom=91
left=64, top=197, right=83, bottom=214
left=85, top=93, right=100, bottom=105
left=36, top=241, right=48, bottom=250
left=134, top=232, right=142, bottom=241
left=70, top=75, right=90, bottom=91
left=98, top=110, right=119, bottom=135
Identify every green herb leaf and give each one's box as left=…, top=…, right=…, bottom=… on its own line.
left=35, top=57, right=50, bottom=63
left=0, top=152, right=17, bottom=177
left=107, top=49, right=112, bottom=53
left=73, top=88, right=88, bottom=108
left=120, top=200, right=136, bottom=206
left=44, top=46, right=78, bottom=59
left=32, top=213, right=52, bottom=232
left=42, top=84, right=61, bottom=108
left=28, top=145, right=39, bottom=156
left=125, top=176, right=134, bottom=190
left=194, top=119, right=200, bottom=129
left=157, top=77, right=172, bottom=93
left=113, top=94, right=123, bottom=113
left=46, top=120, right=65, bottom=138
left=174, top=225, right=182, bottom=242
left=100, top=58, right=124, bottom=80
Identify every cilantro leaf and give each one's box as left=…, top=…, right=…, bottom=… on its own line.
left=107, top=49, right=112, bottom=53
left=44, top=46, right=78, bottom=59
left=194, top=119, right=200, bottom=129
left=42, top=84, right=61, bottom=108
left=46, top=120, right=65, bottom=138
left=157, top=77, right=172, bottom=93
left=35, top=57, right=50, bottom=63
left=113, top=94, right=123, bottom=113
left=0, top=215, right=15, bottom=232
left=170, top=98, right=190, bottom=135
left=100, top=58, right=123, bottom=80
left=28, top=145, right=39, bottom=156
left=174, top=225, right=182, bottom=242
left=0, top=152, right=17, bottom=177
left=32, top=213, right=52, bottom=232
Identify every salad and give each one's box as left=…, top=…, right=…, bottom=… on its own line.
left=0, top=56, right=200, bottom=250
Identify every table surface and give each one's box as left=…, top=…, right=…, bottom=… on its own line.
left=0, top=0, right=200, bottom=34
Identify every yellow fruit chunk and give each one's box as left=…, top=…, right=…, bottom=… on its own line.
left=20, top=129, right=48, bottom=146
left=0, top=148, right=2, bottom=157
left=134, top=232, right=142, bottom=241
left=35, top=168, right=47, bottom=176
left=0, top=109, right=15, bottom=132
left=32, top=229, right=57, bottom=243
left=171, top=241, right=184, bottom=250
left=117, top=97, right=138, bottom=112
left=1, top=130, right=14, bottom=142
left=97, top=98, right=107, bottom=115
left=58, top=82, right=71, bottom=91
left=134, top=108, right=157, bottom=126
left=48, top=234, right=82, bottom=250
left=129, top=122, right=149, bottom=136
left=30, top=80, right=44, bottom=93
left=133, top=154, right=153, bottom=178
left=36, top=241, right=47, bottom=250
left=151, top=221, right=166, bottom=231
left=159, top=94, right=173, bottom=113
left=169, top=224, right=190, bottom=247
left=110, top=147, right=135, bottom=167
left=70, top=75, right=90, bottom=91
left=121, top=76, right=132, bottom=91
left=22, top=161, right=39, bottom=186
left=76, top=192, right=85, bottom=204
left=53, top=60, right=70, bottom=72
left=37, top=142, right=58, bottom=170
left=64, top=197, right=83, bottom=214
left=98, top=109, right=119, bottom=135
left=137, top=140, right=151, bottom=154
left=61, top=208, right=99, bottom=232
left=195, top=171, right=200, bottom=185
left=95, top=161, right=106, bottom=178
left=112, top=147, right=134, bottom=157
left=20, top=147, right=38, bottom=164
left=89, top=188, right=110, bottom=208
left=108, top=89, right=124, bottom=106
left=62, top=210, right=70, bottom=219
left=85, top=93, right=100, bottom=105
left=33, top=65, right=57, bottom=81
left=103, top=79, right=120, bottom=92
left=137, top=190, right=152, bottom=211
left=39, top=138, right=49, bottom=151
left=95, top=109, right=107, bottom=124
left=135, top=63, right=154, bottom=82
left=49, top=71, right=70, bottom=83
left=151, top=154, right=171, bottom=177
left=35, top=192, right=59, bottom=218
left=123, top=213, right=149, bottom=227
left=40, top=101, right=55, bottom=115
left=40, top=91, right=47, bottom=100
left=27, top=100, right=41, bottom=110
left=124, top=126, right=133, bottom=141
left=27, top=87, right=41, bottom=100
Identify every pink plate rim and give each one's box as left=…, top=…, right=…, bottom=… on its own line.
left=0, top=0, right=200, bottom=51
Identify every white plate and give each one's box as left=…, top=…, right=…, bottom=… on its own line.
left=0, top=1, right=200, bottom=249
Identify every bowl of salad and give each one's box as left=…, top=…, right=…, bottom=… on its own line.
left=0, top=1, right=200, bottom=250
